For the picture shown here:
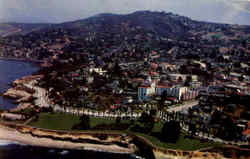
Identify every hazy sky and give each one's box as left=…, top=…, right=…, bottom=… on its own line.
left=1, top=0, right=250, bottom=25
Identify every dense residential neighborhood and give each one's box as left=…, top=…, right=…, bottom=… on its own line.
left=0, top=11, right=250, bottom=159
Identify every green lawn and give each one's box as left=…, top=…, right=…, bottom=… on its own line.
left=133, top=122, right=221, bottom=151
left=29, top=112, right=222, bottom=151
left=29, top=112, right=81, bottom=130
left=29, top=112, right=129, bottom=130
left=134, top=132, right=221, bottom=151
left=90, top=117, right=130, bottom=128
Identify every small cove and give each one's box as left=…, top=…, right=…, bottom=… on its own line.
left=0, top=60, right=39, bottom=110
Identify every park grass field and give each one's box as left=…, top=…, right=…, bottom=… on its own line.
left=29, top=112, right=222, bottom=151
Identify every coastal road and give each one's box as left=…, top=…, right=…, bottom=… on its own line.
left=24, top=81, right=50, bottom=108
left=167, top=100, right=198, bottom=112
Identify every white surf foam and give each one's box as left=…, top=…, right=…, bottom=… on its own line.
left=0, top=140, right=17, bottom=146
left=60, top=150, right=69, bottom=155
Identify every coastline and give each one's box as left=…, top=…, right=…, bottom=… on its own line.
left=0, top=65, right=249, bottom=159
left=0, top=73, right=136, bottom=155
left=0, top=57, right=43, bottom=64
left=0, top=123, right=135, bottom=154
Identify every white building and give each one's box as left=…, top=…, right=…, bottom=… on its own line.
left=138, top=76, right=156, bottom=101
left=138, top=77, right=188, bottom=101
left=168, top=74, right=198, bottom=82
left=156, top=85, right=188, bottom=100
left=89, top=67, right=107, bottom=75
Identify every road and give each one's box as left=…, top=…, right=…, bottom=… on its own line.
left=24, top=81, right=50, bottom=108
left=167, top=100, right=198, bottom=112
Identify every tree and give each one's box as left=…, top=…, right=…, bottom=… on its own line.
left=112, top=62, right=122, bottom=76
left=138, top=112, right=155, bottom=134
left=184, top=75, right=192, bottom=87
left=159, top=90, right=168, bottom=110
left=178, top=76, right=183, bottom=83
left=161, top=120, right=181, bottom=143
left=116, top=117, right=121, bottom=124
left=139, top=112, right=151, bottom=123
left=80, top=114, right=90, bottom=130
left=150, top=109, right=157, bottom=118
left=189, top=123, right=196, bottom=137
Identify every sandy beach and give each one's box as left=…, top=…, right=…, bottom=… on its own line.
left=0, top=124, right=134, bottom=154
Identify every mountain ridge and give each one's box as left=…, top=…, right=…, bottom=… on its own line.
left=0, top=10, right=249, bottom=61
left=1, top=10, right=249, bottom=38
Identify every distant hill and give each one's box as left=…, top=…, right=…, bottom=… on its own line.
left=20, top=10, right=242, bottom=41
left=2, top=11, right=250, bottom=39
left=53, top=11, right=220, bottom=39
left=0, top=11, right=249, bottom=61
left=0, top=23, right=52, bottom=37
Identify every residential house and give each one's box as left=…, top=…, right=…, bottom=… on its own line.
left=168, top=74, right=198, bottom=82
left=89, top=67, right=107, bottom=75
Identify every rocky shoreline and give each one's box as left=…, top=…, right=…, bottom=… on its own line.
left=1, top=75, right=43, bottom=114
left=0, top=75, right=138, bottom=155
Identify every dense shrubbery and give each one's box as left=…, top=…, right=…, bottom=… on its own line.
left=161, top=120, right=181, bottom=143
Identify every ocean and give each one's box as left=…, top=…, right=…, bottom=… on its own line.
left=0, top=60, right=39, bottom=110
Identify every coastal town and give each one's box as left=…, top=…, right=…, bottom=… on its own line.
left=0, top=11, right=250, bottom=159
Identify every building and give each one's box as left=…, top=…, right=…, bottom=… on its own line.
left=168, top=74, right=198, bottom=82
left=138, top=84, right=155, bottom=101
left=138, top=76, right=156, bottom=101
left=159, top=86, right=188, bottom=100
left=138, top=76, right=188, bottom=101
left=155, top=84, right=171, bottom=96
left=89, top=67, right=107, bottom=75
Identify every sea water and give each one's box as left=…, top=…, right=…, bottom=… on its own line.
left=0, top=60, right=39, bottom=110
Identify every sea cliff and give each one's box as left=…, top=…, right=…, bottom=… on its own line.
left=0, top=122, right=136, bottom=154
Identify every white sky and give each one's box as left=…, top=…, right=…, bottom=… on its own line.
left=0, top=0, right=250, bottom=24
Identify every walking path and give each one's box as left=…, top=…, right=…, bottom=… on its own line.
left=167, top=100, right=198, bottom=112
left=23, top=81, right=50, bottom=108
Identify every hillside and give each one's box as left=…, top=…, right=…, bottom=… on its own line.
left=0, top=11, right=249, bottom=61
left=0, top=23, right=51, bottom=37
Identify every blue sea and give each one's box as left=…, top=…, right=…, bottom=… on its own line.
left=0, top=60, right=39, bottom=110
left=0, top=60, right=137, bottom=159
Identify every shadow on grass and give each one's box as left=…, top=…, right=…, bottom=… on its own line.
left=150, top=132, right=178, bottom=144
